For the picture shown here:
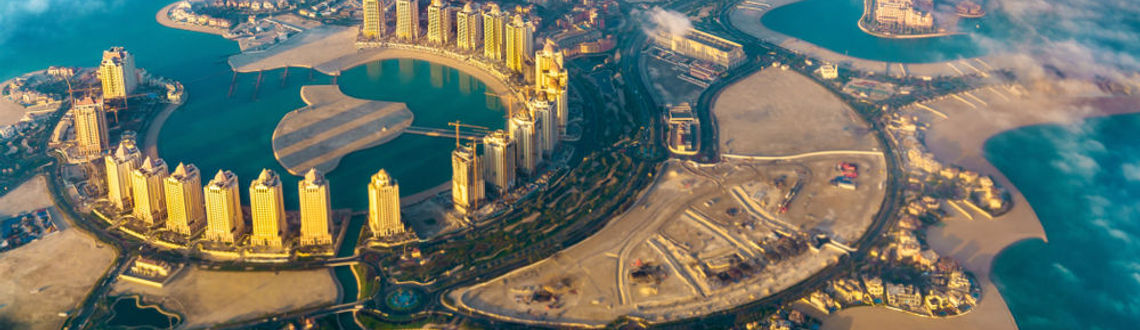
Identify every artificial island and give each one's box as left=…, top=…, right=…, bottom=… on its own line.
left=0, top=0, right=1136, bottom=329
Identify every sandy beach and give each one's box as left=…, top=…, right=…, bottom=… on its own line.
left=728, top=0, right=1014, bottom=78
left=0, top=176, right=118, bottom=329
left=154, top=2, right=228, bottom=37
left=824, top=82, right=1140, bottom=328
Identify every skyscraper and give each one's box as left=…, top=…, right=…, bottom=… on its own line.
left=131, top=157, right=169, bottom=225
left=298, top=168, right=333, bottom=246
left=204, top=170, right=244, bottom=244
left=530, top=96, right=557, bottom=156
left=456, top=2, right=482, bottom=51
left=535, top=41, right=570, bottom=135
left=99, top=47, right=138, bottom=99
left=163, top=162, right=205, bottom=237
left=396, top=0, right=420, bottom=41
left=105, top=137, right=142, bottom=210
left=72, top=97, right=109, bottom=158
left=504, top=14, right=534, bottom=72
left=510, top=112, right=540, bottom=175
left=368, top=169, right=405, bottom=238
left=482, top=129, right=516, bottom=192
left=249, top=169, right=286, bottom=248
left=427, top=0, right=453, bottom=45
left=451, top=143, right=484, bottom=214
left=362, top=0, right=387, bottom=39
left=482, top=3, right=506, bottom=61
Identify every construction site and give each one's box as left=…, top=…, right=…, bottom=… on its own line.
left=449, top=156, right=885, bottom=326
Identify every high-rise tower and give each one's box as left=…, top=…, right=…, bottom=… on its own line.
left=482, top=129, right=516, bottom=193
left=73, top=97, right=109, bottom=158
left=427, top=0, right=453, bottom=45
left=451, top=143, right=484, bottom=214
left=510, top=112, right=540, bottom=175
left=368, top=169, right=404, bottom=238
left=530, top=96, right=557, bottom=156
left=456, top=2, right=482, bottom=51
left=163, top=162, right=205, bottom=236
left=249, top=169, right=286, bottom=248
left=105, top=137, right=142, bottom=210
left=396, top=0, right=420, bottom=40
left=98, top=47, right=138, bottom=99
left=130, top=157, right=169, bottom=225
left=298, top=168, right=333, bottom=246
left=504, top=14, right=534, bottom=72
left=362, top=0, right=387, bottom=39
left=481, top=3, right=506, bottom=61
left=204, top=170, right=244, bottom=244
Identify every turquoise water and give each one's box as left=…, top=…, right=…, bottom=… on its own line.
left=0, top=0, right=503, bottom=211
left=760, top=0, right=991, bottom=62
left=987, top=113, right=1140, bottom=328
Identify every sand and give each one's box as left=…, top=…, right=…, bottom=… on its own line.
left=0, top=98, right=26, bottom=127
left=712, top=69, right=879, bottom=156
left=728, top=0, right=1014, bottom=78
left=272, top=85, right=413, bottom=175
left=822, top=81, right=1140, bottom=329
left=0, top=175, right=117, bottom=329
left=110, top=267, right=339, bottom=328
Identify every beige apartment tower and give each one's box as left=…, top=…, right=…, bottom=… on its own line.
left=368, top=169, right=404, bottom=238
left=249, top=169, right=287, bottom=248
left=510, top=112, right=540, bottom=175
left=163, top=163, right=206, bottom=236
left=529, top=97, right=557, bottom=156
left=298, top=169, right=333, bottom=246
left=504, top=14, right=534, bottom=72
left=427, top=0, right=453, bottom=45
left=534, top=41, right=565, bottom=91
left=362, top=0, right=387, bottom=39
left=105, top=138, right=142, bottom=210
left=204, top=170, right=244, bottom=244
left=456, top=2, right=482, bottom=51
left=130, top=157, right=169, bottom=225
left=73, top=97, right=109, bottom=158
left=396, top=0, right=420, bottom=41
left=482, top=129, right=516, bottom=192
left=99, top=47, right=138, bottom=99
left=451, top=143, right=484, bottom=215
left=482, top=3, right=507, bottom=61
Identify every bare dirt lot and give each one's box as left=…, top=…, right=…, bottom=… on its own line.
left=110, top=267, right=338, bottom=328
left=712, top=69, right=878, bottom=156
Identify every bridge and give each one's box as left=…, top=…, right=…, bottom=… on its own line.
left=405, top=126, right=486, bottom=141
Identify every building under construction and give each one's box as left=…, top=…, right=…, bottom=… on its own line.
left=651, top=28, right=746, bottom=68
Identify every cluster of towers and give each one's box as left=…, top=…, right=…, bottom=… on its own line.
left=71, top=47, right=141, bottom=161
left=103, top=135, right=341, bottom=247
left=449, top=40, right=569, bottom=215
left=361, top=0, right=537, bottom=73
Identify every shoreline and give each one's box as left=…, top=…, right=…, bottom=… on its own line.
left=824, top=84, right=1140, bottom=328
left=728, top=0, right=1009, bottom=78
left=154, top=2, right=228, bottom=37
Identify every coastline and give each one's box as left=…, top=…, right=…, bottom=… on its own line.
left=825, top=84, right=1140, bottom=329
left=155, top=2, right=228, bottom=37
left=728, top=0, right=1009, bottom=78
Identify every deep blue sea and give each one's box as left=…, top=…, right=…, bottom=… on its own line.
left=987, top=114, right=1140, bottom=329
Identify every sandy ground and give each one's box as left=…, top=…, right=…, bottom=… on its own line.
left=0, top=176, right=54, bottom=217
left=272, top=85, right=413, bottom=175
left=0, top=98, right=26, bottom=127
left=713, top=69, right=878, bottom=156
left=823, top=81, right=1140, bottom=329
left=110, top=267, right=338, bottom=328
left=449, top=161, right=850, bottom=326
left=0, top=176, right=117, bottom=329
left=728, top=0, right=1017, bottom=78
